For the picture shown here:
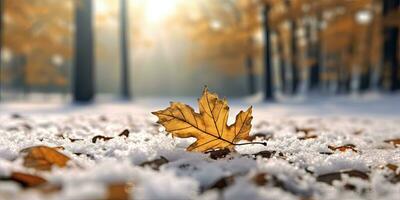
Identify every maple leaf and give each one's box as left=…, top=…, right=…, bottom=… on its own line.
left=152, top=87, right=265, bottom=152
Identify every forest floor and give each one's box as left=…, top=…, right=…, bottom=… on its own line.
left=0, top=94, right=399, bottom=200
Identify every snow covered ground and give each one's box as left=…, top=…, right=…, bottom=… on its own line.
left=0, top=94, right=399, bottom=200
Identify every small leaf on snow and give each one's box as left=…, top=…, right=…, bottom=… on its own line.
left=206, top=148, right=231, bottom=160
left=328, top=144, right=358, bottom=152
left=384, top=139, right=400, bottom=147
left=384, top=163, right=399, bottom=173
left=298, top=135, right=318, bottom=140
left=69, top=138, right=84, bottom=142
left=106, top=182, right=134, bottom=200
left=252, top=172, right=268, bottom=186
left=21, top=146, right=70, bottom=171
left=316, top=170, right=369, bottom=184
left=7, top=172, right=47, bottom=187
left=252, top=150, right=277, bottom=158
left=92, top=135, right=114, bottom=143
left=53, top=146, right=65, bottom=151
left=139, top=156, right=169, bottom=170
left=118, top=129, right=130, bottom=137
left=208, top=175, right=235, bottom=190
left=295, top=127, right=316, bottom=135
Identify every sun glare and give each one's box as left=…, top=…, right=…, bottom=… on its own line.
left=145, top=0, right=180, bottom=23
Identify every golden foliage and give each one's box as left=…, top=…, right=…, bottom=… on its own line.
left=152, top=87, right=253, bottom=152
left=3, top=0, right=73, bottom=87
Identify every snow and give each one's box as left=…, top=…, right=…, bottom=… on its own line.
left=0, top=95, right=399, bottom=199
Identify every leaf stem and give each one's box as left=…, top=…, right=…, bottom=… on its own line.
left=234, top=141, right=267, bottom=146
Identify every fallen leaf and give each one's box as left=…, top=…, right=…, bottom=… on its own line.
left=53, top=146, right=65, bottom=151
left=206, top=148, right=231, bottom=159
left=208, top=175, right=235, bottom=190
left=353, top=130, right=363, bottom=135
left=252, top=150, right=277, bottom=158
left=139, top=156, right=169, bottom=170
left=385, top=163, right=399, bottom=173
left=298, top=135, right=318, bottom=140
left=21, top=146, right=70, bottom=171
left=295, top=127, right=316, bottom=135
left=384, top=139, right=400, bottom=147
left=106, top=182, right=134, bottom=200
left=152, top=87, right=260, bottom=152
left=118, top=129, right=130, bottom=137
left=252, top=172, right=268, bottom=186
left=69, top=138, right=84, bottom=142
left=379, top=164, right=400, bottom=183
left=92, top=135, right=114, bottom=143
left=36, top=184, right=62, bottom=194
left=316, top=170, right=369, bottom=184
left=11, top=113, right=23, bottom=119
left=6, top=172, right=47, bottom=187
left=328, top=144, right=358, bottom=152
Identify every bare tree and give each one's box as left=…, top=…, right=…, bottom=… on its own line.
left=0, top=0, right=3, bottom=100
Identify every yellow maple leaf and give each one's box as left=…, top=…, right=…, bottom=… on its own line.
left=152, top=87, right=263, bottom=152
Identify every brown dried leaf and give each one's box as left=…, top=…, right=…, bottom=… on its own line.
left=152, top=87, right=254, bottom=152
left=8, top=172, right=47, bottom=187
left=69, top=138, right=84, bottom=142
left=208, top=176, right=235, bottom=190
left=106, top=182, right=134, bottom=200
left=206, top=148, right=231, bottom=160
left=118, top=129, right=130, bottom=137
left=252, top=150, right=278, bottom=158
left=385, top=163, right=399, bottom=173
left=252, top=172, right=268, bottom=186
left=328, top=144, right=358, bottom=152
left=295, top=127, right=316, bottom=135
left=298, top=135, right=318, bottom=140
left=316, top=170, right=369, bottom=184
left=384, top=139, right=400, bottom=147
left=21, top=146, right=70, bottom=171
left=139, top=156, right=169, bottom=170
left=92, top=135, right=114, bottom=143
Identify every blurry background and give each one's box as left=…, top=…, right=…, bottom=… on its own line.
left=0, top=0, right=399, bottom=103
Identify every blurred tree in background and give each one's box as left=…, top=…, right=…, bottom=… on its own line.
left=178, top=0, right=399, bottom=100
left=1, top=0, right=72, bottom=95
left=0, top=0, right=399, bottom=102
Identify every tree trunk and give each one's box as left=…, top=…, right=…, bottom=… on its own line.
left=263, top=5, right=274, bottom=101
left=310, top=14, right=323, bottom=91
left=120, top=0, right=131, bottom=99
left=0, top=0, right=3, bottom=101
left=383, top=0, right=400, bottom=91
left=74, top=0, right=95, bottom=102
left=290, top=20, right=299, bottom=95
left=245, top=54, right=256, bottom=95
